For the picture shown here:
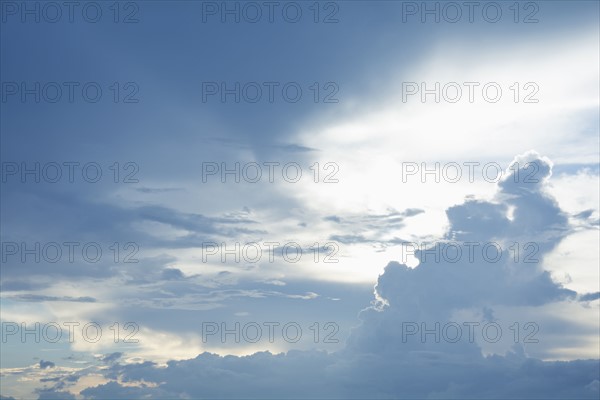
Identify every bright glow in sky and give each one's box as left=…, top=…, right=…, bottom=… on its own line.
left=1, top=1, right=599, bottom=399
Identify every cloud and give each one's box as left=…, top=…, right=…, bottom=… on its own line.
left=9, top=295, right=97, bottom=303
left=39, top=360, right=56, bottom=369
left=60, top=152, right=600, bottom=399
left=327, top=208, right=425, bottom=247
left=101, top=353, right=123, bottom=364
left=580, top=292, right=600, bottom=302
left=134, top=187, right=183, bottom=194
left=160, top=268, right=185, bottom=281
left=36, top=390, right=75, bottom=400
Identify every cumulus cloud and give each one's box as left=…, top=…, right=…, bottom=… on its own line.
left=64, top=152, right=600, bottom=399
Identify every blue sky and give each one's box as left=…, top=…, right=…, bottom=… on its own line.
left=1, top=1, right=599, bottom=398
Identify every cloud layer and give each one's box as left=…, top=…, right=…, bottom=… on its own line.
left=31, top=152, right=598, bottom=399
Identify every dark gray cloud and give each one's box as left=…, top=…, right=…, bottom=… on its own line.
left=580, top=292, right=600, bottom=302
left=39, top=360, right=55, bottom=369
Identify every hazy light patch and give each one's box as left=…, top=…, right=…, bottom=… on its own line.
left=452, top=301, right=599, bottom=361
left=76, top=327, right=206, bottom=363
left=532, top=300, right=600, bottom=361
left=506, top=205, right=516, bottom=221
left=293, top=30, right=598, bottom=208
left=545, top=230, right=600, bottom=295
left=548, top=170, right=600, bottom=218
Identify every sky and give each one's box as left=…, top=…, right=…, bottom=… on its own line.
left=0, top=0, right=599, bottom=399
